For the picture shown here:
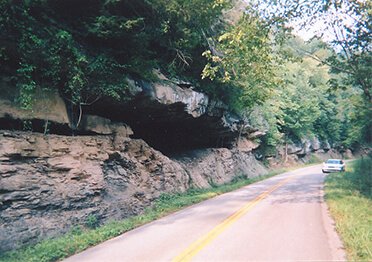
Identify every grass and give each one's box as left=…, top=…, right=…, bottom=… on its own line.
left=306, top=154, right=322, bottom=164
left=325, top=157, right=372, bottom=261
left=0, top=170, right=286, bottom=262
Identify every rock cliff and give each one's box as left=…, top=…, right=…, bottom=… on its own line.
left=0, top=74, right=271, bottom=251
left=0, top=74, right=259, bottom=153
left=0, top=129, right=266, bottom=252
left=1, top=74, right=344, bottom=253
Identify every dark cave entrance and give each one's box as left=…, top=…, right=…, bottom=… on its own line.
left=0, top=99, right=239, bottom=156
left=84, top=98, right=238, bottom=155
left=0, top=116, right=80, bottom=136
left=129, top=117, right=235, bottom=155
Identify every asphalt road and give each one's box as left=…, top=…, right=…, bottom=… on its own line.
left=64, top=164, right=346, bottom=262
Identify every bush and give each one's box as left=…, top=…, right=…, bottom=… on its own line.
left=346, top=156, right=372, bottom=197
left=85, top=215, right=99, bottom=229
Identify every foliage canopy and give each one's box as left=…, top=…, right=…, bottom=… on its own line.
left=0, top=0, right=370, bottom=149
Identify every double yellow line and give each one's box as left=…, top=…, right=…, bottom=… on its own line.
left=173, top=177, right=293, bottom=262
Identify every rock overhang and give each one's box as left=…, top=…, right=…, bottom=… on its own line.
left=79, top=75, right=260, bottom=154
left=0, top=75, right=260, bottom=154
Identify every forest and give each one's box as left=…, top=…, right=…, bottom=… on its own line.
left=0, top=0, right=371, bottom=153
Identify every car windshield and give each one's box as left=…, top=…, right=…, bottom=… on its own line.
left=326, top=159, right=341, bottom=164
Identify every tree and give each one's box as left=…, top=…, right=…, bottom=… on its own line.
left=248, top=36, right=369, bottom=160
left=201, top=7, right=281, bottom=111
left=251, top=0, right=371, bottom=150
left=0, top=0, right=232, bottom=128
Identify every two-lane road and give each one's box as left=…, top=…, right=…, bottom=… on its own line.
left=65, top=164, right=346, bottom=261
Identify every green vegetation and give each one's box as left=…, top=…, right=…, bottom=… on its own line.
left=201, top=8, right=281, bottom=110
left=249, top=36, right=371, bottom=158
left=256, top=0, right=371, bottom=101
left=0, top=0, right=286, bottom=116
left=0, top=0, right=370, bottom=150
left=325, top=157, right=372, bottom=261
left=0, top=0, right=232, bottom=125
left=306, top=154, right=322, bottom=165
left=0, top=171, right=284, bottom=262
left=250, top=0, right=372, bottom=154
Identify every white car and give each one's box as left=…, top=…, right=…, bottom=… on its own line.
left=322, top=159, right=346, bottom=173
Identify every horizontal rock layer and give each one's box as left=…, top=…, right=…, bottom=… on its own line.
left=0, top=130, right=266, bottom=252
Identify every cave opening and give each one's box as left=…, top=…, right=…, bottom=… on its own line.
left=1, top=99, right=239, bottom=156
left=129, top=117, right=235, bottom=155
left=0, top=114, right=237, bottom=156
left=83, top=99, right=238, bottom=156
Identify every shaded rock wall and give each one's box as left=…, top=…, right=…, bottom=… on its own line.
left=264, top=137, right=349, bottom=167
left=85, top=75, right=259, bottom=152
left=0, top=81, right=69, bottom=126
left=0, top=130, right=266, bottom=252
left=175, top=148, right=266, bottom=188
left=0, top=71, right=268, bottom=252
left=0, top=75, right=258, bottom=153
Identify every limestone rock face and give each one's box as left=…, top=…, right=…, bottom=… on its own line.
left=79, top=115, right=134, bottom=137
left=0, top=131, right=189, bottom=252
left=85, top=75, right=258, bottom=151
left=0, top=75, right=267, bottom=252
left=287, top=143, right=303, bottom=155
left=237, top=138, right=260, bottom=152
left=0, top=130, right=266, bottom=252
left=151, top=81, right=209, bottom=118
left=286, top=137, right=333, bottom=157
left=0, top=84, right=69, bottom=126
left=309, top=137, right=321, bottom=151
left=175, top=148, right=267, bottom=189
left=0, top=76, right=258, bottom=152
left=321, top=140, right=331, bottom=151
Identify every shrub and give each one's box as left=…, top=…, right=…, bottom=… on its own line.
left=347, top=156, right=372, bottom=197
left=85, top=215, right=99, bottom=229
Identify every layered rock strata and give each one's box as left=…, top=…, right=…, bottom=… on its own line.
left=0, top=130, right=266, bottom=252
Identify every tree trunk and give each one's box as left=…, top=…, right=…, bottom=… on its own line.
left=284, top=133, right=288, bottom=163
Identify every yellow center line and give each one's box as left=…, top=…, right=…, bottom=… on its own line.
left=172, top=177, right=293, bottom=262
